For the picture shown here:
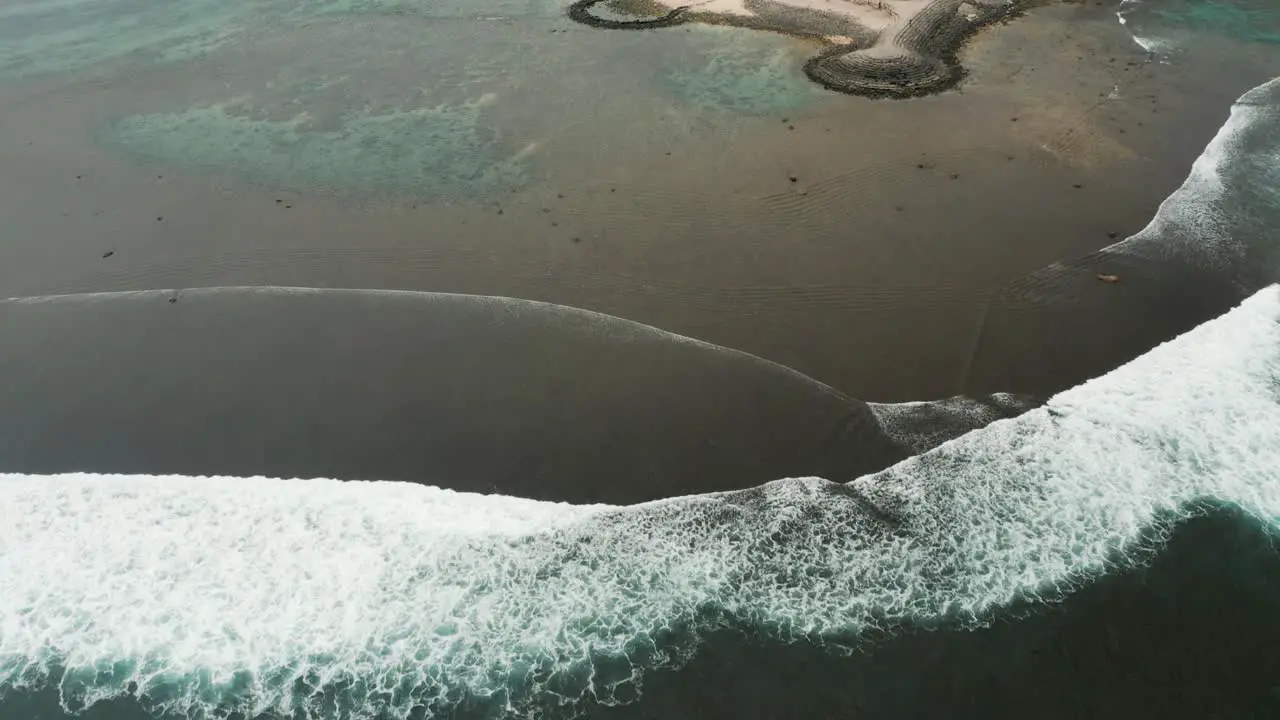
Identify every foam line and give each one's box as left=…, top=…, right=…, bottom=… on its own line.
left=2, top=285, right=1278, bottom=719
left=0, top=286, right=1022, bottom=503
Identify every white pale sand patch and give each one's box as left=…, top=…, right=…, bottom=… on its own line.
left=686, top=0, right=936, bottom=33
left=690, top=0, right=932, bottom=27
left=683, top=0, right=936, bottom=41
left=677, top=0, right=985, bottom=74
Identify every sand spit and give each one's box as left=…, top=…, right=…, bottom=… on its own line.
left=568, top=0, right=1022, bottom=98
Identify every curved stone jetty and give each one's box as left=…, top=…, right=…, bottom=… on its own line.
left=569, top=0, right=1021, bottom=98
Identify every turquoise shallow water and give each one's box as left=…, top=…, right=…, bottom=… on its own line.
left=1120, top=0, right=1280, bottom=49
left=1152, top=0, right=1280, bottom=43
left=108, top=99, right=533, bottom=201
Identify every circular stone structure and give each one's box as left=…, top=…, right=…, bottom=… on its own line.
left=568, top=0, right=1023, bottom=98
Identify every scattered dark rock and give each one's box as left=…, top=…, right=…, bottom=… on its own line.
left=1010, top=117, right=1018, bottom=122
left=285, top=205, right=292, bottom=209
left=169, top=296, right=178, bottom=304
left=895, top=205, right=904, bottom=212
left=788, top=125, right=795, bottom=130
left=916, top=163, right=926, bottom=169
left=557, top=193, right=565, bottom=199
left=102, top=250, right=114, bottom=258
left=276, top=199, right=282, bottom=203
left=542, top=207, right=551, bottom=213
left=788, top=175, right=798, bottom=183
left=1108, top=231, right=1118, bottom=239
left=572, top=236, right=582, bottom=243
left=75, top=175, right=82, bottom=180
left=156, top=216, right=163, bottom=221
left=782, top=117, right=789, bottom=123
left=610, top=188, right=616, bottom=193
left=949, top=173, right=959, bottom=180
left=551, top=222, right=559, bottom=227
left=1073, top=184, right=1083, bottom=189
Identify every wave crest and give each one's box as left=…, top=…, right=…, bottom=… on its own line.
left=2, top=282, right=1279, bottom=718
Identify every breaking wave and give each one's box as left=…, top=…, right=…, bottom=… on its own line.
left=4, top=15, right=1280, bottom=720
left=2, top=281, right=1279, bottom=718
left=962, top=69, right=1280, bottom=397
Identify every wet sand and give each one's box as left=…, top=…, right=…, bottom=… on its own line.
left=0, top=2, right=1274, bottom=409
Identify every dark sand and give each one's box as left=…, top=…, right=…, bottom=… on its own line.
left=0, top=3, right=1273, bottom=408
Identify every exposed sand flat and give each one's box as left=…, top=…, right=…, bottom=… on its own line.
left=570, top=0, right=1019, bottom=97
left=687, top=0, right=925, bottom=27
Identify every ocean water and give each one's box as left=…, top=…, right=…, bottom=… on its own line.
left=1119, top=0, right=1280, bottom=50
left=3, top=292, right=1280, bottom=719
left=4, top=71, right=1280, bottom=715
left=0, top=287, right=1034, bottom=504
left=5, top=2, right=1280, bottom=720
left=962, top=63, right=1280, bottom=397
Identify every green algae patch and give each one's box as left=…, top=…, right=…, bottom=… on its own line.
left=107, top=98, right=530, bottom=200
left=662, top=30, right=820, bottom=115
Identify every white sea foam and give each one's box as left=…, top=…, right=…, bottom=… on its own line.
left=868, top=392, right=1032, bottom=454
left=2, top=282, right=1279, bottom=718
left=1116, top=0, right=1177, bottom=56
left=1112, top=76, right=1280, bottom=270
